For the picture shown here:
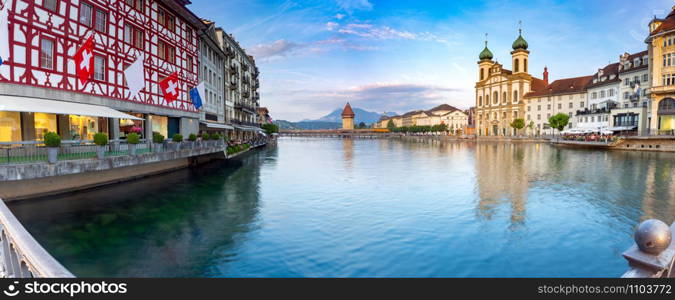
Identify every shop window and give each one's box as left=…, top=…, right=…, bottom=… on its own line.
left=69, top=115, right=99, bottom=140
left=119, top=114, right=144, bottom=139
left=151, top=115, right=168, bottom=138
left=0, top=112, right=21, bottom=142
left=34, top=113, right=57, bottom=141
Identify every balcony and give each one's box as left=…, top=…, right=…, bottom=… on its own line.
left=234, top=103, right=256, bottom=114
left=231, top=120, right=259, bottom=127
left=229, top=66, right=238, bottom=76
left=576, top=103, right=617, bottom=116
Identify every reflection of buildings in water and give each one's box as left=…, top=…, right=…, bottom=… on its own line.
left=474, top=143, right=529, bottom=227
left=640, top=156, right=675, bottom=222
left=342, top=138, right=354, bottom=170
left=8, top=153, right=272, bottom=277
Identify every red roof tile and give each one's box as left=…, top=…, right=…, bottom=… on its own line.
left=652, top=8, right=675, bottom=35
left=525, top=75, right=593, bottom=98
left=341, top=103, right=355, bottom=117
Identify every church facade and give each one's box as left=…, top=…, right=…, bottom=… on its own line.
left=474, top=30, right=547, bottom=136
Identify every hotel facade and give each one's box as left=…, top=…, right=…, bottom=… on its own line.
left=647, top=7, right=675, bottom=134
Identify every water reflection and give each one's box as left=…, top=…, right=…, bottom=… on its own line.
left=7, top=139, right=675, bottom=277
left=9, top=150, right=274, bottom=277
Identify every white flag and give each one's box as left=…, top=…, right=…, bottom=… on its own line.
left=0, top=4, right=10, bottom=64
left=124, top=54, right=145, bottom=98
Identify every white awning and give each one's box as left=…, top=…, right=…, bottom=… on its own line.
left=202, top=122, right=234, bottom=130
left=233, top=125, right=260, bottom=132
left=607, top=126, right=637, bottom=131
left=0, top=95, right=143, bottom=120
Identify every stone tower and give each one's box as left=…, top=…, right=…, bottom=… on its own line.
left=341, top=103, right=355, bottom=130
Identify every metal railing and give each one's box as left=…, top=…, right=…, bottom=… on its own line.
left=0, top=199, right=74, bottom=277
left=0, top=139, right=225, bottom=165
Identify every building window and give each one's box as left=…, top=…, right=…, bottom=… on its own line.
left=158, top=8, right=175, bottom=31
left=39, top=38, right=54, bottom=70
left=186, top=28, right=193, bottom=44
left=537, top=105, right=541, bottom=111
left=580, top=101, right=584, bottom=108
left=600, top=90, right=606, bottom=98
left=126, top=0, right=143, bottom=12
left=568, top=102, right=572, bottom=108
left=503, top=91, right=507, bottom=103
left=79, top=2, right=93, bottom=26
left=558, top=103, right=562, bottom=109
left=93, top=55, right=106, bottom=81
left=609, top=89, right=614, bottom=97
left=94, top=8, right=106, bottom=32
left=124, top=23, right=143, bottom=49
left=513, top=91, right=518, bottom=103
left=186, top=55, right=193, bottom=72
left=643, top=74, right=649, bottom=83
left=591, top=92, right=597, bottom=99
left=478, top=96, right=482, bottom=106
left=44, top=0, right=58, bottom=12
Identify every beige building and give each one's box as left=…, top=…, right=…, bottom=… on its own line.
left=440, top=110, right=469, bottom=134
left=647, top=7, right=675, bottom=134
left=341, top=103, right=355, bottom=130
left=475, top=30, right=547, bottom=136
left=524, top=75, right=592, bottom=135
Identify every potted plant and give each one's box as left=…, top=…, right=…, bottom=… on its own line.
left=201, top=133, right=210, bottom=147
left=94, top=132, right=108, bottom=159
left=152, top=132, right=165, bottom=152
left=211, top=133, right=221, bottom=147
left=172, top=133, right=183, bottom=151
left=188, top=133, right=197, bottom=149
left=43, top=132, right=61, bottom=164
left=126, top=132, right=140, bottom=156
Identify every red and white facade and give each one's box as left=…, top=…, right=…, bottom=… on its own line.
left=0, top=0, right=203, bottom=141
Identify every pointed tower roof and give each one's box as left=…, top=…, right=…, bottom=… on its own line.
left=341, top=102, right=355, bottom=117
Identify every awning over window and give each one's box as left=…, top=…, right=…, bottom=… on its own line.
left=0, top=95, right=143, bottom=120
left=201, top=122, right=234, bottom=130
left=233, top=125, right=262, bottom=132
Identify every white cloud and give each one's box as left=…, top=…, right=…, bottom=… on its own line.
left=335, top=13, right=346, bottom=20
left=325, top=21, right=339, bottom=31
left=248, top=39, right=300, bottom=60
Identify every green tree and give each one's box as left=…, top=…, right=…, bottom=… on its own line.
left=527, top=121, right=535, bottom=136
left=387, top=120, right=395, bottom=131
left=510, top=118, right=525, bottom=136
left=261, top=123, right=279, bottom=135
left=548, top=113, right=570, bottom=138
left=358, top=122, right=366, bottom=129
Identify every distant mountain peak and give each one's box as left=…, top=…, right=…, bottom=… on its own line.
left=312, top=106, right=386, bottom=124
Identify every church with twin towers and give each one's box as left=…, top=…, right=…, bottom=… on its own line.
left=474, top=26, right=548, bottom=137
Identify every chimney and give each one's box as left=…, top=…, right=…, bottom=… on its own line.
left=543, top=66, right=549, bottom=85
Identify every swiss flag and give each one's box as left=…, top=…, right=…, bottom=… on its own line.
left=74, top=35, right=95, bottom=85
left=159, top=71, right=180, bottom=103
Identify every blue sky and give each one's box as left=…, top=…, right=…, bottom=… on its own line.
left=190, top=0, right=674, bottom=121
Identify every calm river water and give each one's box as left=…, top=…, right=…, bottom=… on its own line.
left=8, top=138, right=675, bottom=277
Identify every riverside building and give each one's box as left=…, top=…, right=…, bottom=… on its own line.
left=647, top=6, right=675, bottom=134
left=474, top=29, right=547, bottom=137
left=197, top=19, right=229, bottom=133
left=524, top=75, right=592, bottom=136
left=0, top=0, right=203, bottom=142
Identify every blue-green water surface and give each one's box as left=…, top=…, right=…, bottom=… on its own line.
left=8, top=138, right=675, bottom=277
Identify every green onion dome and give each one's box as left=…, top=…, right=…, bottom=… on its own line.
left=479, top=41, right=493, bottom=60
left=512, top=31, right=528, bottom=50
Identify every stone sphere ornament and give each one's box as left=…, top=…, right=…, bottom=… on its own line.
left=634, top=219, right=672, bottom=255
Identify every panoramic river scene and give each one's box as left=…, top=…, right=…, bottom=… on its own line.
left=9, top=138, right=675, bottom=277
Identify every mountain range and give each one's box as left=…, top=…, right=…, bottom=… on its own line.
left=275, top=107, right=396, bottom=130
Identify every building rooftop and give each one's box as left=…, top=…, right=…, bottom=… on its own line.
left=341, top=103, right=355, bottom=117
left=652, top=7, right=675, bottom=35
left=525, top=75, right=593, bottom=98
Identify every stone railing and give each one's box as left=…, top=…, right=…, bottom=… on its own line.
left=0, top=199, right=73, bottom=277
left=622, top=220, right=674, bottom=278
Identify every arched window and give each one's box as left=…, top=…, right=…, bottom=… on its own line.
left=513, top=90, right=519, bottom=103
left=524, top=58, right=528, bottom=72
left=658, top=98, right=675, bottom=112
left=480, top=69, right=484, bottom=80
left=493, top=91, right=499, bottom=104
left=514, top=58, right=519, bottom=72
left=485, top=95, right=490, bottom=106
left=503, top=91, right=507, bottom=103
left=479, top=96, right=483, bottom=106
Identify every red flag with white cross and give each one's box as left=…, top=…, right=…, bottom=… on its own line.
left=74, top=35, right=95, bottom=85
left=159, top=72, right=180, bottom=103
